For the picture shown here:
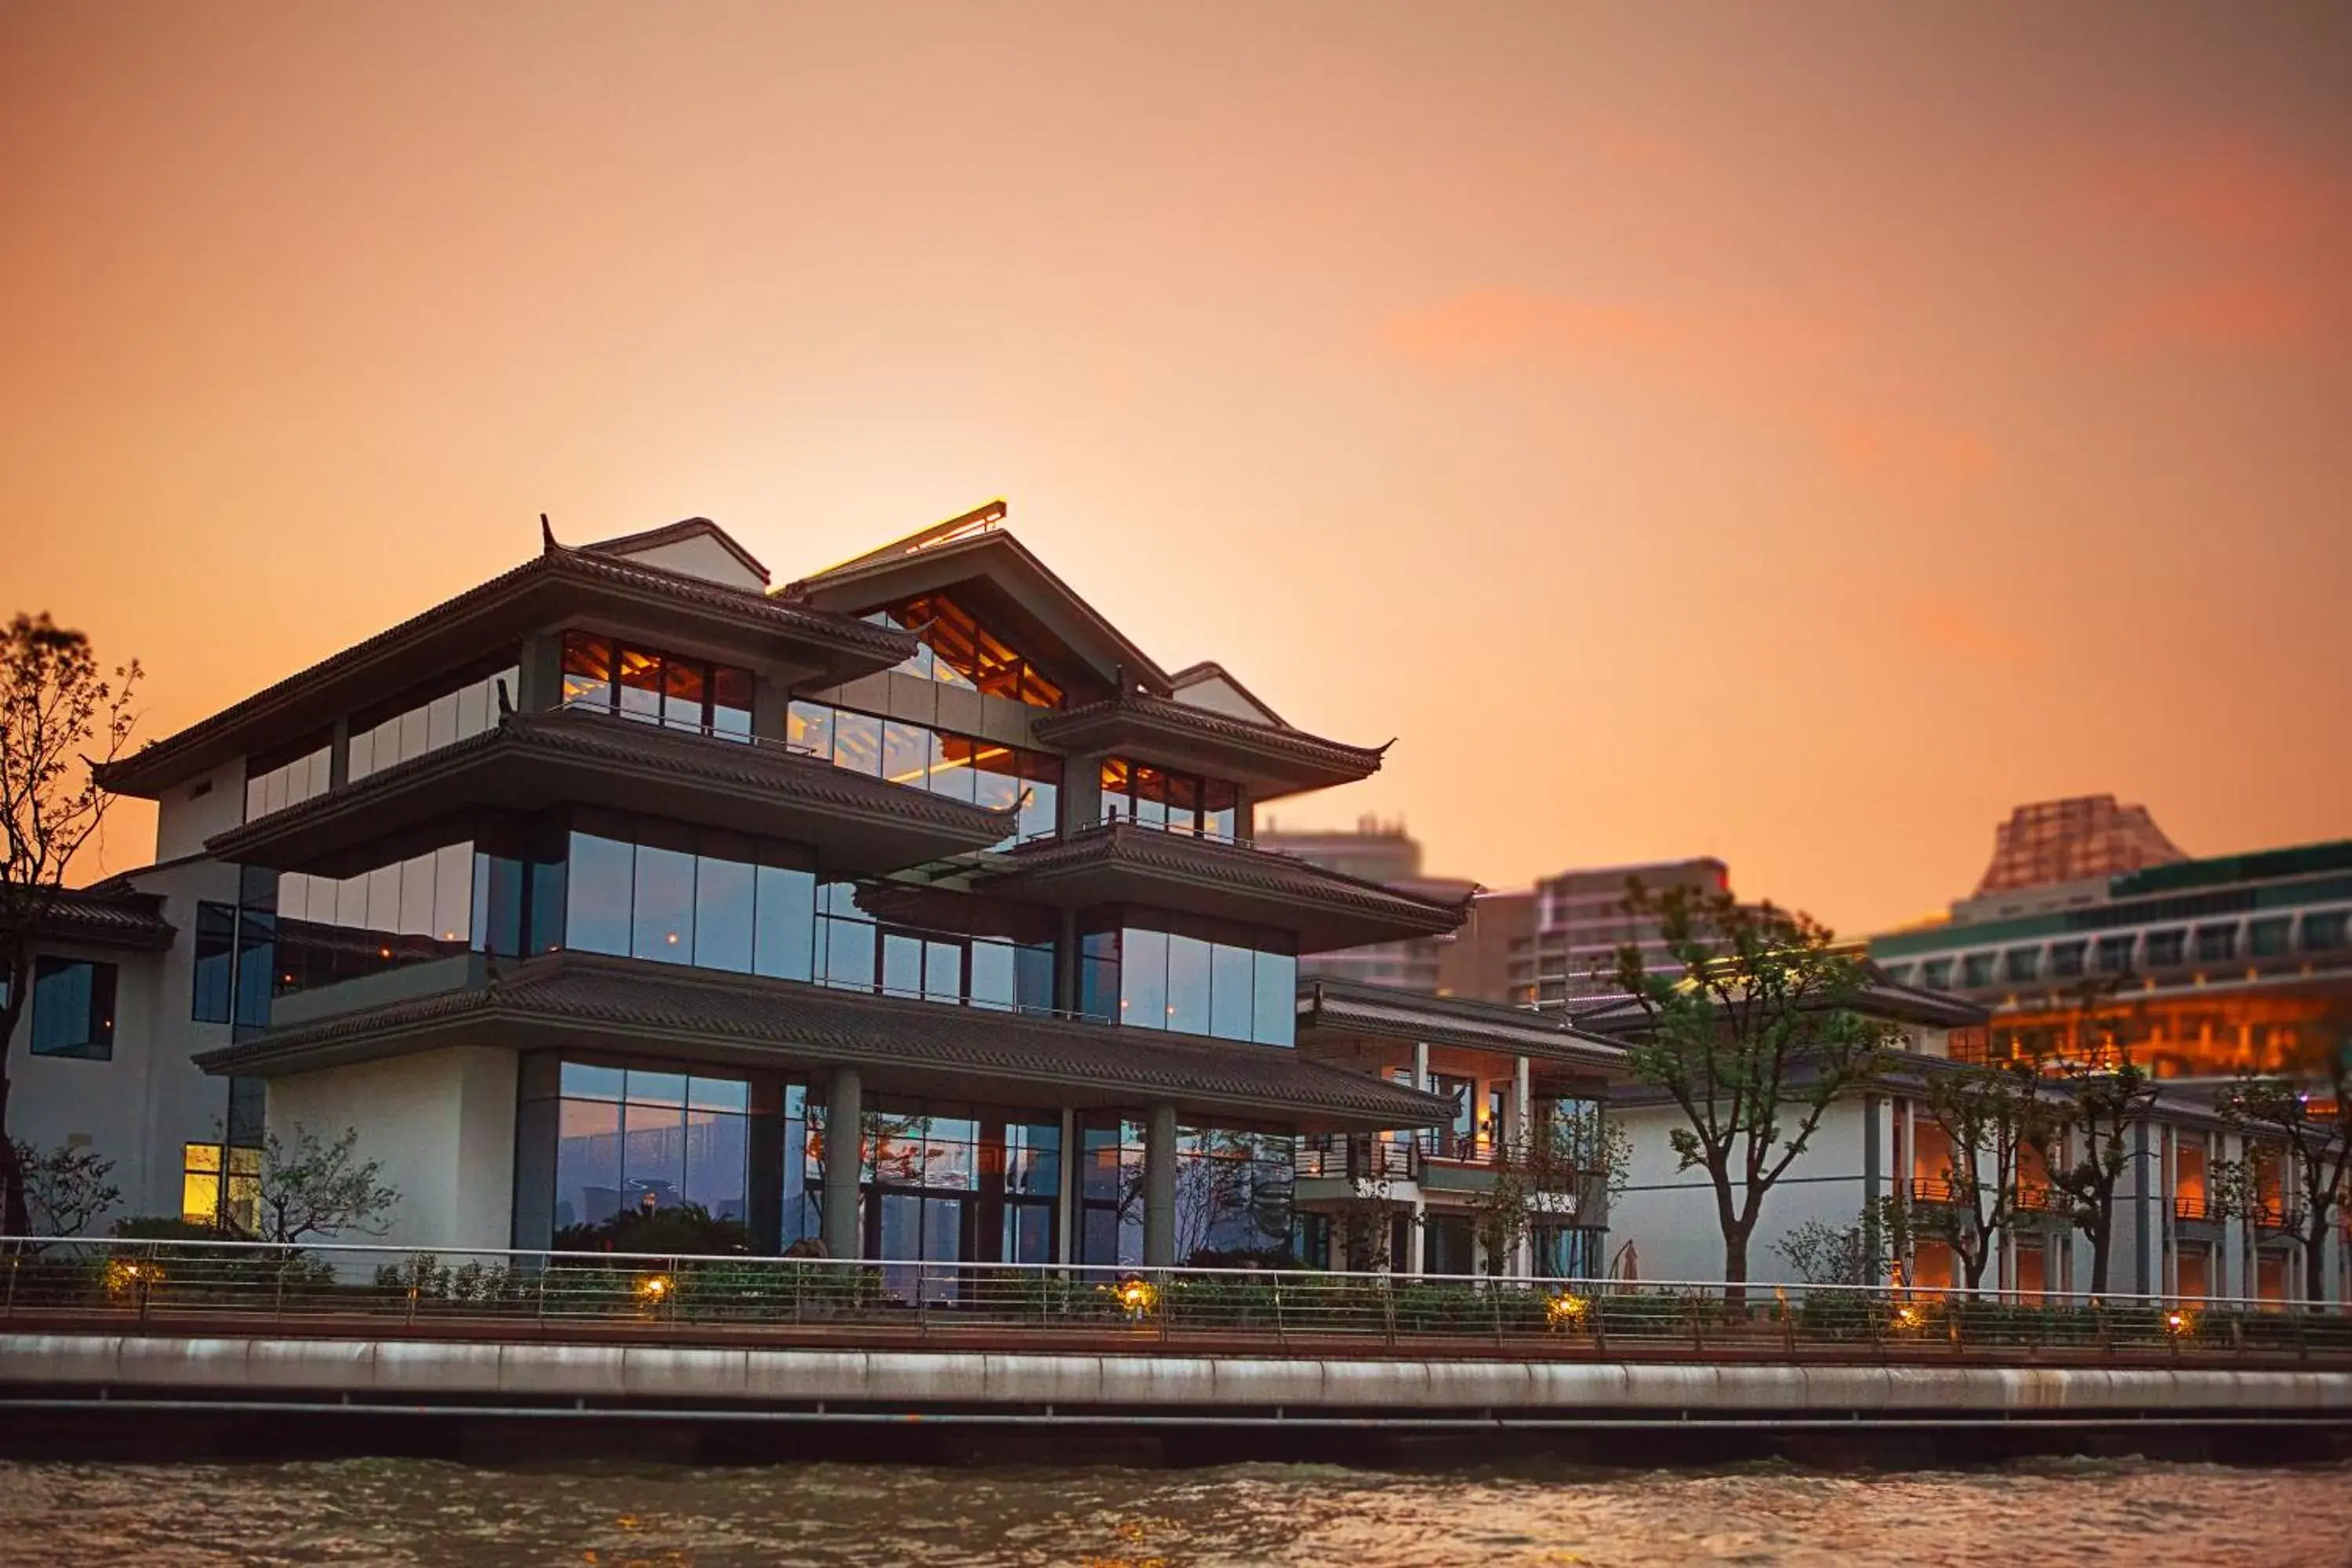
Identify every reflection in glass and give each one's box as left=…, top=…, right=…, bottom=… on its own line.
left=1210, top=942, right=1254, bottom=1041
left=567, top=833, right=634, bottom=955
left=692, top=855, right=754, bottom=972
left=1167, top=934, right=1211, bottom=1033
left=753, top=865, right=816, bottom=982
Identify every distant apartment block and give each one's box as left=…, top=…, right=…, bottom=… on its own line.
left=1871, top=806, right=2352, bottom=1079
left=1970, top=794, right=2186, bottom=908
left=1258, top=817, right=1477, bottom=994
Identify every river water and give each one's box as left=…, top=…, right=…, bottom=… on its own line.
left=0, top=1457, right=2340, bottom=1566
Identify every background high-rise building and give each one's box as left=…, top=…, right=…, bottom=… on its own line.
left=1258, top=816, right=1477, bottom=993
left=1871, top=799, right=2352, bottom=1079
left=1972, top=796, right=2186, bottom=902
left=1261, top=824, right=1749, bottom=1011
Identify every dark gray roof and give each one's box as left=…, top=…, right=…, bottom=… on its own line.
left=1295, top=978, right=1629, bottom=1071
left=1030, top=690, right=1385, bottom=800
left=205, top=708, right=1014, bottom=878
left=579, top=517, right=771, bottom=585
left=19, top=887, right=176, bottom=951
left=101, top=539, right=910, bottom=797
left=194, top=953, right=1455, bottom=1132
left=1571, top=967, right=1991, bottom=1034
left=975, top=822, right=1470, bottom=953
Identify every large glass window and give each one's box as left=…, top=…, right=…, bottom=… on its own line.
left=864, top=593, right=1064, bottom=709
left=348, top=662, right=521, bottom=781
left=559, top=631, right=752, bottom=741
left=243, top=742, right=330, bottom=822
left=563, top=829, right=817, bottom=979
left=785, top=1091, right=1062, bottom=1284
left=1098, top=758, right=1238, bottom=840
left=2303, top=910, right=2350, bottom=952
left=191, top=902, right=236, bottom=1024
left=788, top=699, right=1062, bottom=844
left=270, top=841, right=478, bottom=997
left=1080, top=916, right=1294, bottom=1045
left=1075, top=1116, right=1293, bottom=1268
left=30, top=956, right=116, bottom=1059
left=815, top=881, right=1054, bottom=1013
left=550, top=1063, right=750, bottom=1234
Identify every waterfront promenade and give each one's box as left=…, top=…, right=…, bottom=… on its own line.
left=5, top=1238, right=2351, bottom=1458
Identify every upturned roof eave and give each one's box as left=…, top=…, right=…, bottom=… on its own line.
left=101, top=547, right=914, bottom=799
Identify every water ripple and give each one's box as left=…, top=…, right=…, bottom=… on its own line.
left=0, top=1457, right=2342, bottom=1567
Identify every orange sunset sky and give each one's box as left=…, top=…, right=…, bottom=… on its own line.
left=4, top=4, right=2348, bottom=936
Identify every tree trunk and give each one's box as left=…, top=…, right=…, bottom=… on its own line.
left=2303, top=1220, right=2329, bottom=1311
left=1721, top=1224, right=1750, bottom=1308
left=2086, top=1221, right=2111, bottom=1298
left=0, top=1073, right=27, bottom=1236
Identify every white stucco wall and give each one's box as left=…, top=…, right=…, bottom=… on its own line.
left=6, top=856, right=243, bottom=1230
left=153, top=757, right=249, bottom=864
left=264, top=1046, right=518, bottom=1252
left=1607, top=1099, right=1880, bottom=1283
left=610, top=532, right=766, bottom=590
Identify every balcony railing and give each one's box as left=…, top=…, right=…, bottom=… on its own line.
left=1294, top=1134, right=1420, bottom=1185
left=4, top=1238, right=2348, bottom=1356
left=1909, top=1177, right=1962, bottom=1205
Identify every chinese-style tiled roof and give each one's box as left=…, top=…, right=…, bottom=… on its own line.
left=1168, top=660, right=1287, bottom=728
left=205, top=708, right=1015, bottom=878
left=1294, top=978, right=1630, bottom=1071
left=100, top=540, right=913, bottom=798
left=194, top=952, right=1457, bottom=1131
left=14, top=887, right=177, bottom=951
left=579, top=517, right=772, bottom=585
left=786, top=520, right=1178, bottom=697
left=1029, top=690, right=1386, bottom=800
left=1570, top=964, right=1991, bottom=1034
left=973, top=822, right=1469, bottom=953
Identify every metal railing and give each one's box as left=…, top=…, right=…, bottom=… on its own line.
left=1294, top=1134, right=1419, bottom=1183
left=5, top=1238, right=2348, bottom=1359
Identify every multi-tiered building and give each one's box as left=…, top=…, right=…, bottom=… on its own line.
left=16, top=506, right=1496, bottom=1272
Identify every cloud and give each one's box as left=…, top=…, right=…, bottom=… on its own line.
left=1382, top=289, right=1991, bottom=498
left=1908, top=594, right=2039, bottom=670
left=2082, top=136, right=2351, bottom=361
left=2098, top=276, right=2323, bottom=357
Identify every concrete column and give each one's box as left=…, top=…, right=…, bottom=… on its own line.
left=822, top=1067, right=863, bottom=1260
left=1055, top=1107, right=1078, bottom=1263
left=1413, top=1040, right=1430, bottom=1094
left=1143, top=1102, right=1178, bottom=1268
left=1512, top=1054, right=1532, bottom=1145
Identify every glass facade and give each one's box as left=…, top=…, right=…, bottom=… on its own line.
left=785, top=1090, right=1062, bottom=1295
left=561, top=632, right=753, bottom=741
left=786, top=699, right=1062, bottom=844
left=244, top=742, right=330, bottom=822
left=863, top=593, right=1064, bottom=709
left=1078, top=920, right=1295, bottom=1045
left=543, top=1064, right=751, bottom=1233
left=29, top=956, right=116, bottom=1059
left=191, top=901, right=236, bottom=1024
left=1098, top=758, right=1239, bottom=841
left=348, top=662, right=521, bottom=780
left=1076, top=1116, right=1294, bottom=1267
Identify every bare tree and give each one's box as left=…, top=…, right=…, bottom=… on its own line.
left=0, top=613, right=142, bottom=1232
left=1917, top=1059, right=2044, bottom=1292
left=2020, top=978, right=2155, bottom=1297
left=10, top=1138, right=122, bottom=1240
left=243, top=1124, right=399, bottom=1245
left=1609, top=881, right=1900, bottom=1298
left=2216, top=1007, right=2352, bottom=1307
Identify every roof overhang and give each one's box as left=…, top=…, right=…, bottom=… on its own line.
left=101, top=546, right=914, bottom=799
left=194, top=953, right=1455, bottom=1134
left=970, top=822, right=1468, bottom=953
left=1030, top=693, right=1384, bottom=800
left=1294, top=978, right=1630, bottom=1073
left=787, top=521, right=1174, bottom=700
left=24, top=889, right=177, bottom=952
left=204, top=709, right=1014, bottom=879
